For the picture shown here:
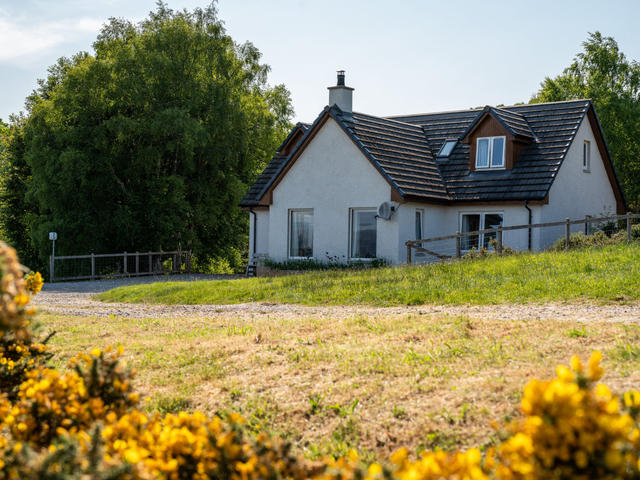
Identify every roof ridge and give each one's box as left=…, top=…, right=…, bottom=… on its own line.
left=385, top=99, right=592, bottom=120
left=352, top=110, right=427, bottom=129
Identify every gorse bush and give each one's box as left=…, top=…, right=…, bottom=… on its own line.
left=2, top=241, right=640, bottom=479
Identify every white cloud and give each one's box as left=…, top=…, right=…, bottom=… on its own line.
left=0, top=11, right=103, bottom=64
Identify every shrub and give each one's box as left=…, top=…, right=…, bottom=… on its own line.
left=263, top=257, right=388, bottom=271
left=2, top=240, right=640, bottom=479
left=551, top=224, right=640, bottom=251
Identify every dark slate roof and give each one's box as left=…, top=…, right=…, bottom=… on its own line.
left=240, top=123, right=309, bottom=207
left=391, top=100, right=591, bottom=201
left=242, top=99, right=599, bottom=206
left=336, top=111, right=448, bottom=200
left=491, top=108, right=535, bottom=139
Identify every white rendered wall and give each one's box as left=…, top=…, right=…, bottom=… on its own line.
left=397, top=202, right=539, bottom=263
left=539, top=118, right=618, bottom=248
left=268, top=118, right=399, bottom=263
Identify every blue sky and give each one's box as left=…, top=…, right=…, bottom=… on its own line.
left=1, top=0, right=640, bottom=123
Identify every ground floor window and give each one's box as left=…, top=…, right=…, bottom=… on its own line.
left=350, top=209, right=377, bottom=259
left=460, top=212, right=503, bottom=250
left=289, top=209, right=313, bottom=258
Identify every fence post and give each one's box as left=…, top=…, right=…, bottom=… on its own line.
left=565, top=218, right=570, bottom=250
left=148, top=252, right=152, bottom=273
left=406, top=242, right=412, bottom=265
left=91, top=253, right=95, bottom=280
left=124, top=252, right=127, bottom=274
left=627, top=213, right=632, bottom=242
left=49, top=255, right=54, bottom=283
left=585, top=215, right=591, bottom=235
left=135, top=252, right=139, bottom=274
left=456, top=232, right=461, bottom=258
left=496, top=227, right=503, bottom=255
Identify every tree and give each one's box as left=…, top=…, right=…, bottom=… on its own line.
left=0, top=119, right=8, bottom=241
left=0, top=115, right=40, bottom=269
left=3, top=2, right=292, bottom=270
left=531, top=32, right=640, bottom=210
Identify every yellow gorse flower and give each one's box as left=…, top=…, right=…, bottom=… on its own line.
left=3, top=243, right=640, bottom=479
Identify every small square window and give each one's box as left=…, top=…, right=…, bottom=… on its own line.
left=583, top=140, right=591, bottom=172
left=437, top=140, right=457, bottom=158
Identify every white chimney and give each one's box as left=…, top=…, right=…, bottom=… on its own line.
left=328, top=70, right=354, bottom=113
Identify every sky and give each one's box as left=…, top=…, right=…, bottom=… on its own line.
left=1, top=0, right=640, bottom=124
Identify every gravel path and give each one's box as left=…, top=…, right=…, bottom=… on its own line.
left=30, top=275, right=640, bottom=322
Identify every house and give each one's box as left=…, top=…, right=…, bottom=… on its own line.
left=240, top=71, right=626, bottom=266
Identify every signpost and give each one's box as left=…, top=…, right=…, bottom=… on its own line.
left=49, top=232, right=57, bottom=282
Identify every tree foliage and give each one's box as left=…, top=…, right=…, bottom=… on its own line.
left=1, top=2, right=292, bottom=269
left=531, top=32, right=640, bottom=210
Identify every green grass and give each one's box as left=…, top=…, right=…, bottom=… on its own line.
left=97, top=243, right=640, bottom=306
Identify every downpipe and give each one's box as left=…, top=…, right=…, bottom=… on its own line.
left=524, top=200, right=532, bottom=251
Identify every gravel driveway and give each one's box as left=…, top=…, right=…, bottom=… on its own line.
left=30, top=274, right=640, bottom=322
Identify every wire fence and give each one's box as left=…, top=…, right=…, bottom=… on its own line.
left=50, top=250, right=192, bottom=282
left=406, top=213, right=640, bottom=265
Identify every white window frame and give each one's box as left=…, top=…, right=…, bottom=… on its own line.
left=288, top=208, right=314, bottom=259
left=349, top=208, right=378, bottom=261
left=459, top=211, right=504, bottom=251
left=476, top=136, right=506, bottom=170
left=583, top=140, right=591, bottom=172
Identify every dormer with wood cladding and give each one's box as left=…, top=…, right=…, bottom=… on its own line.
left=461, top=106, right=535, bottom=172
left=277, top=123, right=308, bottom=156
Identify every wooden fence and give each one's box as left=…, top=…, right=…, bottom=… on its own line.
left=49, top=250, right=192, bottom=282
left=406, top=213, right=640, bottom=265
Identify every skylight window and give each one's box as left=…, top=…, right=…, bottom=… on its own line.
left=437, top=140, right=457, bottom=158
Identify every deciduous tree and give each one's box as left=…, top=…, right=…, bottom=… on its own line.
left=2, top=2, right=292, bottom=270
left=531, top=31, right=640, bottom=210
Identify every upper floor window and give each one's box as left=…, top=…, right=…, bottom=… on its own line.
left=289, top=209, right=313, bottom=258
left=476, top=136, right=505, bottom=169
left=437, top=140, right=457, bottom=158
left=583, top=140, right=591, bottom=172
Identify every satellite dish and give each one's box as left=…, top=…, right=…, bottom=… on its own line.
left=377, top=201, right=397, bottom=220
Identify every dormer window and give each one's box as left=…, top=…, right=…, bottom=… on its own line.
left=476, top=136, right=505, bottom=169
left=437, top=140, right=457, bottom=158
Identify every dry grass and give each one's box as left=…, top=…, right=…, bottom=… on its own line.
left=40, top=311, right=640, bottom=461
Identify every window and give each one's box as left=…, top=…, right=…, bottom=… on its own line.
left=476, top=136, right=505, bottom=169
left=350, top=209, right=377, bottom=259
left=583, top=140, right=591, bottom=172
left=289, top=209, right=313, bottom=258
left=415, top=209, right=424, bottom=240
left=460, top=212, right=503, bottom=251
left=437, top=140, right=457, bottom=158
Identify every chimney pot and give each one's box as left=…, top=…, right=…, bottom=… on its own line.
left=328, top=70, right=354, bottom=114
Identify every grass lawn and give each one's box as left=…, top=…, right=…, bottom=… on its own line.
left=97, top=244, right=640, bottom=306
left=42, top=310, right=640, bottom=461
